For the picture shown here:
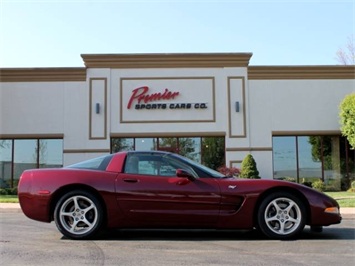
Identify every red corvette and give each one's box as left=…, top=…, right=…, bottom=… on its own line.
left=18, top=151, right=341, bottom=240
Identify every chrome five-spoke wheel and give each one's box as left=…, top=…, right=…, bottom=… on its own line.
left=257, top=192, right=306, bottom=239
left=54, top=190, right=103, bottom=240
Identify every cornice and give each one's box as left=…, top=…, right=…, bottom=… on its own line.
left=81, top=53, right=253, bottom=68
left=110, top=132, right=226, bottom=138
left=272, top=130, right=341, bottom=136
left=0, top=68, right=87, bottom=82
left=0, top=134, right=64, bottom=139
left=248, top=65, right=355, bottom=80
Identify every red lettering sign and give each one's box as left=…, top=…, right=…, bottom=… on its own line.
left=127, top=86, right=180, bottom=109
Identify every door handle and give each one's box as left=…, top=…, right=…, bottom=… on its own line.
left=123, top=178, right=139, bottom=183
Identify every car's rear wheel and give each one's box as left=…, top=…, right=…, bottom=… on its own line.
left=54, top=190, right=104, bottom=240
left=257, top=192, right=306, bottom=239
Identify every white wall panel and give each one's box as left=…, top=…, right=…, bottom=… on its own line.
left=89, top=78, right=107, bottom=139
left=228, top=77, right=246, bottom=138
left=0, top=82, right=64, bottom=134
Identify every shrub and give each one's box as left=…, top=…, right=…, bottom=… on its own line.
left=217, top=166, right=240, bottom=177
left=348, top=181, right=355, bottom=192
left=0, top=188, right=18, bottom=195
left=284, top=177, right=296, bottom=183
left=8, top=187, right=18, bottom=195
left=240, top=154, right=260, bottom=179
left=325, top=179, right=341, bottom=192
left=312, top=179, right=326, bottom=192
left=0, top=189, right=9, bottom=195
left=302, top=181, right=313, bottom=188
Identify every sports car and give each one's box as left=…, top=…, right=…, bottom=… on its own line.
left=18, top=151, right=342, bottom=240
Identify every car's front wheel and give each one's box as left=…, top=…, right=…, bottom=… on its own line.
left=257, top=192, right=306, bottom=239
left=54, top=190, right=104, bottom=240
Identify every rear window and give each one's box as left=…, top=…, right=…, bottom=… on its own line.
left=66, top=154, right=113, bottom=171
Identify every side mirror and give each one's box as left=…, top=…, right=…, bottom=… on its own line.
left=176, top=169, right=196, bottom=181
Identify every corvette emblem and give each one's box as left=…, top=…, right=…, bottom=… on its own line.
left=228, top=185, right=237, bottom=189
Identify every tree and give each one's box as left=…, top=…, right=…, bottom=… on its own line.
left=336, top=35, right=355, bottom=65
left=111, top=138, right=134, bottom=152
left=240, top=154, right=260, bottom=179
left=308, top=136, right=333, bottom=170
left=201, top=137, right=225, bottom=170
left=177, top=138, right=198, bottom=160
left=159, top=137, right=198, bottom=160
left=0, top=140, right=10, bottom=149
left=339, top=93, right=355, bottom=149
left=35, top=140, right=47, bottom=166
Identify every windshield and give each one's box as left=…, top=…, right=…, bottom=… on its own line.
left=170, top=153, right=225, bottom=178
left=66, top=154, right=113, bottom=171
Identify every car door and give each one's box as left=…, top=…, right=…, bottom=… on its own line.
left=115, top=152, right=221, bottom=227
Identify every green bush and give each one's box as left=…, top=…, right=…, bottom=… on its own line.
left=312, top=179, right=326, bottom=192
left=240, top=154, right=260, bottom=179
left=341, top=177, right=350, bottom=191
left=284, top=177, right=296, bottom=183
left=348, top=181, right=355, bottom=192
left=8, top=187, right=18, bottom=195
left=302, top=181, right=313, bottom=188
left=0, top=189, right=9, bottom=195
left=0, top=188, right=18, bottom=195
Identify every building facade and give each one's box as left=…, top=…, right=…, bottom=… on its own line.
left=1, top=53, right=354, bottom=189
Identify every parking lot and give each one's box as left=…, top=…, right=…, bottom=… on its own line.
left=1, top=209, right=354, bottom=266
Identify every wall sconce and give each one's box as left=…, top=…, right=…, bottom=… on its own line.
left=235, top=101, right=240, bottom=112
left=95, top=103, right=100, bottom=114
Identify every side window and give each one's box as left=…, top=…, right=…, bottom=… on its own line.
left=124, top=154, right=163, bottom=175
left=159, top=160, right=178, bottom=176
left=139, top=159, right=160, bottom=175
left=124, top=153, right=194, bottom=177
left=161, top=155, right=197, bottom=177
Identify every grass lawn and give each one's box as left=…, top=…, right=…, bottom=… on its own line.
left=1, top=192, right=354, bottom=207
left=325, top=192, right=355, bottom=208
left=0, top=195, right=18, bottom=203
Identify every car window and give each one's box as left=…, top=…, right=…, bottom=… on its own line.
left=170, top=153, right=225, bottom=178
left=66, top=154, right=114, bottom=171
left=124, top=153, right=197, bottom=177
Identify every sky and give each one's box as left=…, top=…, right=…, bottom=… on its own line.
left=0, top=0, right=354, bottom=68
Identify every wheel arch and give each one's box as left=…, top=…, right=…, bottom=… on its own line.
left=252, top=186, right=312, bottom=228
left=49, top=184, right=108, bottom=226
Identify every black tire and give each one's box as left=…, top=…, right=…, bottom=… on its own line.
left=54, top=190, right=104, bottom=240
left=257, top=192, right=306, bottom=239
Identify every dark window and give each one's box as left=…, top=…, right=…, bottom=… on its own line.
left=0, top=138, right=63, bottom=188
left=272, top=135, right=354, bottom=190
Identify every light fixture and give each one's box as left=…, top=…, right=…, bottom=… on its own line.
left=235, top=101, right=240, bottom=112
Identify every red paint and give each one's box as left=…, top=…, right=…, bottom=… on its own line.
left=18, top=152, right=342, bottom=235
left=127, top=86, right=180, bottom=109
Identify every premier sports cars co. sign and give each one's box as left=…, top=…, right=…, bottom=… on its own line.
left=120, top=77, right=215, bottom=123
left=127, top=86, right=208, bottom=110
